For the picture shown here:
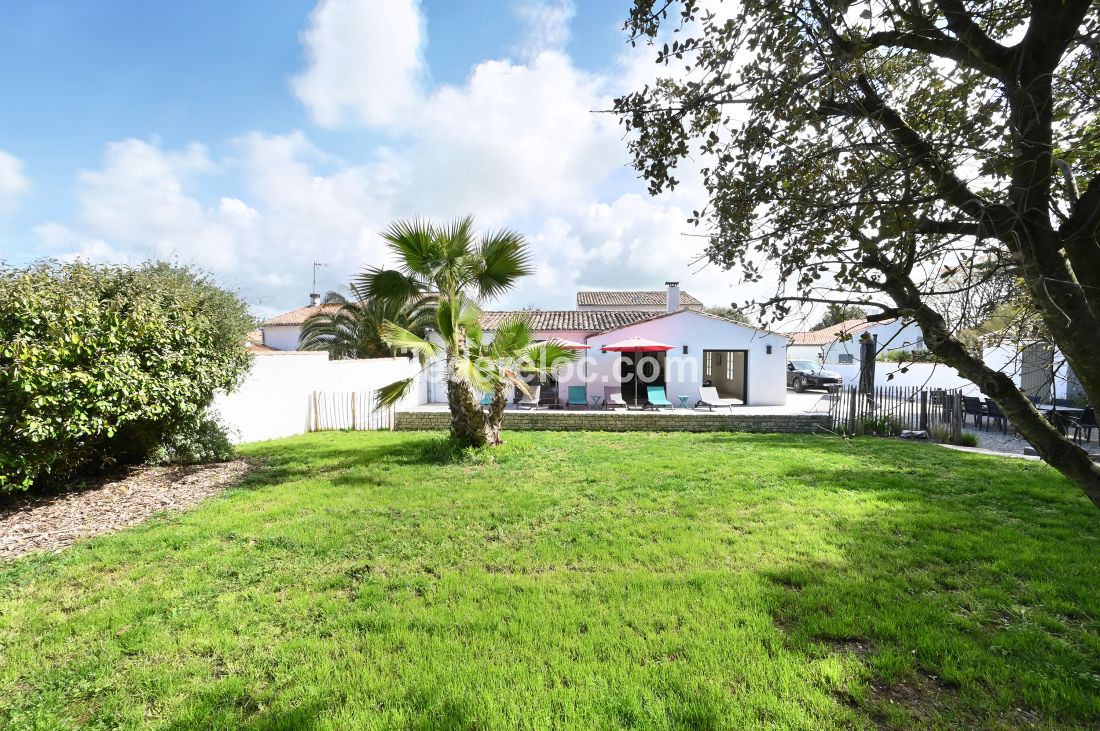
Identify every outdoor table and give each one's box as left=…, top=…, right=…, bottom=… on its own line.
left=590, top=395, right=603, bottom=409
left=677, top=395, right=691, bottom=409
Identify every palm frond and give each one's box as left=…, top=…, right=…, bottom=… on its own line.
left=477, top=228, right=533, bottom=301
left=375, top=377, right=416, bottom=409
left=450, top=354, right=494, bottom=395
left=358, top=267, right=424, bottom=305
left=379, top=321, right=443, bottom=360
left=486, top=314, right=533, bottom=358
left=438, top=215, right=477, bottom=265
left=523, top=341, right=580, bottom=375
left=381, top=218, right=442, bottom=278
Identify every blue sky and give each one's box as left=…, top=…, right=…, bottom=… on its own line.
left=0, top=0, right=754, bottom=316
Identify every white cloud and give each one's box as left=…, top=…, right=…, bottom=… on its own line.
left=0, top=150, right=31, bottom=214
left=291, top=0, right=425, bottom=128
left=29, top=0, right=767, bottom=317
left=403, top=51, right=624, bottom=223
left=512, top=0, right=575, bottom=61
left=48, top=139, right=248, bottom=272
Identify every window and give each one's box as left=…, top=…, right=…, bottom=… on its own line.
left=726, top=352, right=735, bottom=381
left=704, top=351, right=713, bottom=377
left=838, top=353, right=855, bottom=364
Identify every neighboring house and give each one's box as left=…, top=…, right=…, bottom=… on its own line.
left=260, top=281, right=788, bottom=407
left=785, top=318, right=925, bottom=364
left=576, top=283, right=704, bottom=313
left=259, top=303, right=342, bottom=351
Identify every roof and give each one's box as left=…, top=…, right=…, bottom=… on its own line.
left=246, top=342, right=280, bottom=353
left=785, top=318, right=887, bottom=346
left=262, top=304, right=341, bottom=327
left=576, top=290, right=703, bottom=307
left=480, top=310, right=654, bottom=332
left=590, top=307, right=783, bottom=338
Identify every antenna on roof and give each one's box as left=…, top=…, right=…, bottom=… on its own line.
left=310, top=261, right=331, bottom=306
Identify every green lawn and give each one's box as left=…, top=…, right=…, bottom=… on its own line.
left=2, top=431, right=1099, bottom=730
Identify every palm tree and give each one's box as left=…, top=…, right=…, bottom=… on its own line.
left=364, top=216, right=576, bottom=447
left=297, top=280, right=427, bottom=359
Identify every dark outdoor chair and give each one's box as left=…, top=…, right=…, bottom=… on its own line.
left=962, top=396, right=985, bottom=428
left=1067, top=406, right=1097, bottom=444
left=983, top=399, right=1008, bottom=434
left=1044, top=408, right=1069, bottom=436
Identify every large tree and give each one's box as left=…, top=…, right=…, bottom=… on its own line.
left=365, top=217, right=576, bottom=447
left=616, top=0, right=1100, bottom=506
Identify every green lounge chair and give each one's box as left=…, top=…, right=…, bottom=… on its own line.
left=645, top=386, right=673, bottom=409
left=566, top=385, right=587, bottom=409
left=479, top=392, right=493, bottom=411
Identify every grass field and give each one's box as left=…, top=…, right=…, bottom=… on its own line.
left=2, top=431, right=1099, bottom=729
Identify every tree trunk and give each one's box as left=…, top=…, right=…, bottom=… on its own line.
left=483, top=384, right=508, bottom=446
left=447, top=380, right=491, bottom=448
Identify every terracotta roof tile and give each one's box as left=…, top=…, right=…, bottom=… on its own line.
left=262, top=304, right=341, bottom=327
left=576, top=290, right=703, bottom=307
left=480, top=310, right=655, bottom=332
left=785, top=318, right=885, bottom=346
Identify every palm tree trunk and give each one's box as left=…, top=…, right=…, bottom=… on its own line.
left=447, top=380, right=491, bottom=448
left=484, top=384, right=509, bottom=446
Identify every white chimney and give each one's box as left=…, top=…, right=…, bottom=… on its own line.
left=665, top=281, right=681, bottom=313
left=309, top=293, right=321, bottom=307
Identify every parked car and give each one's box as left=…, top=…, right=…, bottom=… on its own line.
left=787, top=360, right=842, bottom=392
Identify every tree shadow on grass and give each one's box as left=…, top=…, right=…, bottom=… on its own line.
left=752, top=453, right=1100, bottom=728
left=238, top=434, right=469, bottom=490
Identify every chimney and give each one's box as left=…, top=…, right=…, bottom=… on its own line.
left=309, top=293, right=321, bottom=307
left=665, top=281, right=681, bottom=313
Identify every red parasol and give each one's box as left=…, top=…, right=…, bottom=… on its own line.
left=601, top=336, right=674, bottom=405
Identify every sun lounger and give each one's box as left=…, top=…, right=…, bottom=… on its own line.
left=645, top=386, right=673, bottom=409
left=604, top=388, right=629, bottom=409
left=566, top=385, right=587, bottom=409
left=516, top=385, right=542, bottom=410
left=695, top=386, right=737, bottom=411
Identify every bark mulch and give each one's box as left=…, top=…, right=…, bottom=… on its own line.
left=0, top=459, right=256, bottom=561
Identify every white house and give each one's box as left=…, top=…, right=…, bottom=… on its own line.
left=580, top=310, right=787, bottom=406
left=786, top=317, right=925, bottom=364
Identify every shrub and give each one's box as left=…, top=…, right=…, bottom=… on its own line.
left=928, top=423, right=980, bottom=447
left=148, top=411, right=238, bottom=466
left=880, top=349, right=941, bottom=364
left=0, top=261, right=253, bottom=491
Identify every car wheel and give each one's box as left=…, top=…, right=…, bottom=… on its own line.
left=792, top=376, right=806, bottom=393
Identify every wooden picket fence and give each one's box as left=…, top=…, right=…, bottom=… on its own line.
left=827, top=386, right=965, bottom=442
left=310, top=390, right=396, bottom=432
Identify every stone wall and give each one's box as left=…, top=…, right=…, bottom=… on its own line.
left=394, top=410, right=829, bottom=433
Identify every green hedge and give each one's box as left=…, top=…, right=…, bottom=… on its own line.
left=0, top=261, right=253, bottom=491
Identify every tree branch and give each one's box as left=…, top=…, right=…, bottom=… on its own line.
left=932, top=0, right=1011, bottom=71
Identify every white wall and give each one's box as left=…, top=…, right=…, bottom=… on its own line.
left=786, top=344, right=824, bottom=363
left=262, top=324, right=303, bottom=351
left=583, top=311, right=788, bottom=406
left=212, top=353, right=422, bottom=443
left=830, top=361, right=982, bottom=394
